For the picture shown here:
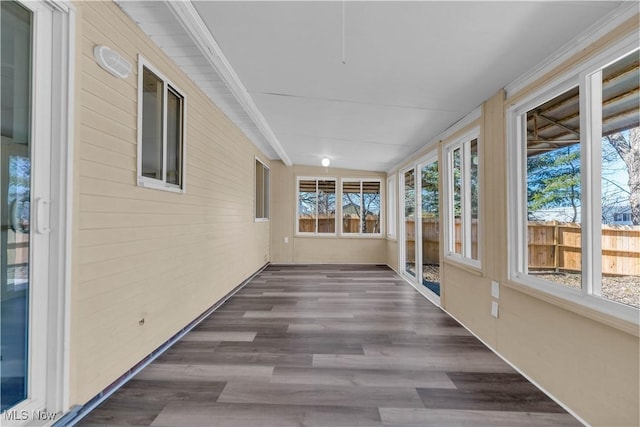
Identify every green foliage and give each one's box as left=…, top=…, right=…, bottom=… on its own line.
left=527, top=145, right=581, bottom=222
left=421, top=162, right=439, bottom=218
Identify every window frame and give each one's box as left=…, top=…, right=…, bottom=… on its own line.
left=387, top=175, right=397, bottom=239
left=443, top=127, right=481, bottom=269
left=506, top=36, right=639, bottom=323
left=137, top=55, right=187, bottom=193
left=340, top=178, right=383, bottom=237
left=400, top=164, right=418, bottom=279
left=295, top=176, right=338, bottom=236
left=254, top=157, right=270, bottom=222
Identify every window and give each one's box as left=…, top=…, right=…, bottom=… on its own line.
left=509, top=45, right=639, bottom=320
left=342, top=180, right=381, bottom=235
left=387, top=175, right=397, bottom=238
left=297, top=178, right=336, bottom=234
left=525, top=85, right=582, bottom=289
left=255, top=158, right=270, bottom=220
left=444, top=130, right=480, bottom=266
left=138, top=57, right=185, bottom=191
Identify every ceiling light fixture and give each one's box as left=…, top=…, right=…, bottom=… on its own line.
left=322, top=157, right=331, bottom=167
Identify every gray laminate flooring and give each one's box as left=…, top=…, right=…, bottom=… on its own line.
left=77, top=264, right=581, bottom=427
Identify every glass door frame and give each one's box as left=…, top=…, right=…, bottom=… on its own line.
left=2, top=0, right=74, bottom=421
left=416, top=152, right=441, bottom=306
left=399, top=151, right=442, bottom=306
left=399, top=165, right=417, bottom=281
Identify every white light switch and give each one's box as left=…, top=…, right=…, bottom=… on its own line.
left=491, top=281, right=500, bottom=299
left=491, top=301, right=499, bottom=318
left=284, top=237, right=289, bottom=244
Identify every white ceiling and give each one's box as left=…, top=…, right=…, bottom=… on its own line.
left=119, top=1, right=626, bottom=172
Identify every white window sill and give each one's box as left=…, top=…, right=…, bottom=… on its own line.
left=509, top=272, right=640, bottom=329
left=340, top=233, right=384, bottom=239
left=443, top=254, right=482, bottom=276
left=138, top=177, right=184, bottom=193
left=255, top=218, right=270, bottom=223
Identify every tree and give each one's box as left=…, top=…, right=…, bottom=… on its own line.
left=527, top=145, right=581, bottom=222
left=605, top=128, right=640, bottom=225
left=421, top=163, right=439, bottom=218
left=342, top=187, right=380, bottom=233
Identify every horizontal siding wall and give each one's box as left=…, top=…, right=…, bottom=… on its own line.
left=386, top=16, right=639, bottom=427
left=70, top=1, right=270, bottom=404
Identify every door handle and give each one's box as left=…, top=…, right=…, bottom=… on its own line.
left=36, top=198, right=51, bottom=234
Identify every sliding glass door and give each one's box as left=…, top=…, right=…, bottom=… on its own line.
left=400, top=153, right=441, bottom=304
left=1, top=1, right=33, bottom=411
left=1, top=0, right=60, bottom=418
left=419, top=158, right=440, bottom=296
left=403, top=168, right=416, bottom=277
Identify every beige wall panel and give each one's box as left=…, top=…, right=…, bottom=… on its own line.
left=80, top=124, right=136, bottom=158
left=81, top=106, right=136, bottom=144
left=386, top=239, right=398, bottom=272
left=81, top=89, right=136, bottom=130
left=80, top=143, right=136, bottom=172
left=294, top=237, right=387, bottom=264
left=70, top=1, right=270, bottom=405
left=442, top=262, right=496, bottom=348
left=271, top=161, right=295, bottom=263
left=498, top=286, right=639, bottom=426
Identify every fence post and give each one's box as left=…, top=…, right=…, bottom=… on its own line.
left=553, top=221, right=559, bottom=272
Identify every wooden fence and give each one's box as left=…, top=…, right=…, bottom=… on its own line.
left=405, top=219, right=477, bottom=265
left=528, top=221, right=639, bottom=276
left=299, top=216, right=380, bottom=233
left=405, top=219, right=639, bottom=276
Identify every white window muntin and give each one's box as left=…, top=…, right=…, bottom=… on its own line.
left=443, top=127, right=481, bottom=268
left=340, top=178, right=383, bottom=237
left=137, top=55, right=187, bottom=193
left=506, top=37, right=639, bottom=323
left=255, top=157, right=270, bottom=221
left=296, top=176, right=337, bottom=236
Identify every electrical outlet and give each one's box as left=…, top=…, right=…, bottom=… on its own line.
left=491, top=301, right=499, bottom=318
left=491, top=281, right=500, bottom=299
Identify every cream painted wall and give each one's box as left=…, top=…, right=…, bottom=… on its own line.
left=386, top=15, right=640, bottom=427
left=386, top=239, right=398, bottom=272
left=270, top=162, right=387, bottom=264
left=70, top=1, right=271, bottom=404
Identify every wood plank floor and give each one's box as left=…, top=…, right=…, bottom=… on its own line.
left=78, top=265, right=581, bottom=427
